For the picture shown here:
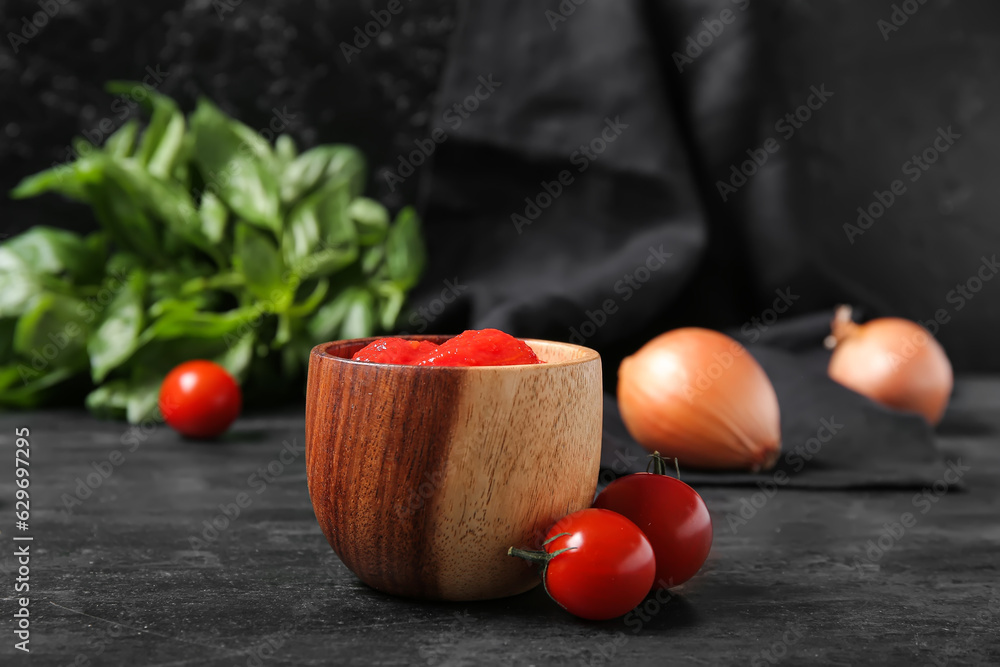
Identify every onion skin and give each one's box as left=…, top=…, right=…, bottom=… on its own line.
left=617, top=328, right=782, bottom=472
left=827, top=306, right=953, bottom=425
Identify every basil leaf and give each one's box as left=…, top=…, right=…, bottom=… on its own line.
left=280, top=145, right=365, bottom=204
left=295, top=247, right=358, bottom=281
left=85, top=172, right=162, bottom=264
left=234, top=223, right=288, bottom=304
left=376, top=284, right=406, bottom=331
left=274, top=312, right=292, bottom=347
left=0, top=364, right=24, bottom=394
left=132, top=88, right=182, bottom=168
left=325, top=145, right=367, bottom=199
left=125, top=375, right=162, bottom=424
left=348, top=197, right=390, bottom=245
left=216, top=329, right=255, bottom=382
left=105, top=157, right=222, bottom=264
left=384, top=206, right=426, bottom=290
left=13, top=293, right=89, bottom=368
left=104, top=119, right=140, bottom=158
left=316, top=181, right=356, bottom=248
left=4, top=226, right=101, bottom=284
left=275, top=134, right=297, bottom=166
left=284, top=178, right=357, bottom=273
left=339, top=289, right=375, bottom=340
left=287, top=278, right=329, bottom=318
left=0, top=318, right=16, bottom=361
left=0, top=366, right=76, bottom=408
left=146, top=109, right=186, bottom=179
left=283, top=193, right=322, bottom=267
left=199, top=191, right=228, bottom=245
left=72, top=136, right=97, bottom=160
left=280, top=147, right=333, bottom=204
left=88, top=270, right=145, bottom=381
left=307, top=287, right=360, bottom=341
left=361, top=245, right=384, bottom=276
left=85, top=379, right=131, bottom=419
left=10, top=162, right=88, bottom=202
left=190, top=99, right=281, bottom=232
left=142, top=306, right=261, bottom=341
left=0, top=249, right=40, bottom=317
left=106, top=252, right=141, bottom=280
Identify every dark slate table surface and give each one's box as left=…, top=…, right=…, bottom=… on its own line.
left=2, top=377, right=999, bottom=666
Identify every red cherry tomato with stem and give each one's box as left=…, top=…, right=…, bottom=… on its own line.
left=593, top=453, right=713, bottom=588
left=508, top=508, right=655, bottom=620
left=159, top=360, right=241, bottom=439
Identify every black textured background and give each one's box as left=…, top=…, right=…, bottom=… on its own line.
left=0, top=0, right=456, bottom=236
left=2, top=0, right=1000, bottom=372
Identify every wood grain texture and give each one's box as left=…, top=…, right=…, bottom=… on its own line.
left=305, top=336, right=603, bottom=601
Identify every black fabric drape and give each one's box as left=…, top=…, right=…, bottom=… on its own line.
left=410, top=0, right=971, bottom=487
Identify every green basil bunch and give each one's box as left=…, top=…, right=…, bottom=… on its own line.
left=1, top=83, right=424, bottom=422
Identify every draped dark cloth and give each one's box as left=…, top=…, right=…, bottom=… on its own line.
left=407, top=0, right=997, bottom=487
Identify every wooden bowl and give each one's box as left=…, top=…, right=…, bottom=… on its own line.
left=305, top=336, right=602, bottom=601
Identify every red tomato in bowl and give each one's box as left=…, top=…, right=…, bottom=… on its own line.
left=159, top=360, right=241, bottom=439
left=513, top=508, right=655, bottom=620
left=593, top=472, right=712, bottom=588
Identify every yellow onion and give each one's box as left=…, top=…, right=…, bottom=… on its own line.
left=826, top=305, right=953, bottom=425
left=617, top=328, right=781, bottom=472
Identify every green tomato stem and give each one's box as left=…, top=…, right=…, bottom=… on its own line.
left=507, top=546, right=551, bottom=565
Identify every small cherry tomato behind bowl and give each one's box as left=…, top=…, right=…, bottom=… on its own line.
left=593, top=469, right=712, bottom=588
left=159, top=360, right=241, bottom=439
left=509, top=508, right=655, bottom=620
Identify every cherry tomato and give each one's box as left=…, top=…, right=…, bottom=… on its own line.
left=159, top=360, right=241, bottom=439
left=593, top=471, right=712, bottom=588
left=517, top=508, right=655, bottom=620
